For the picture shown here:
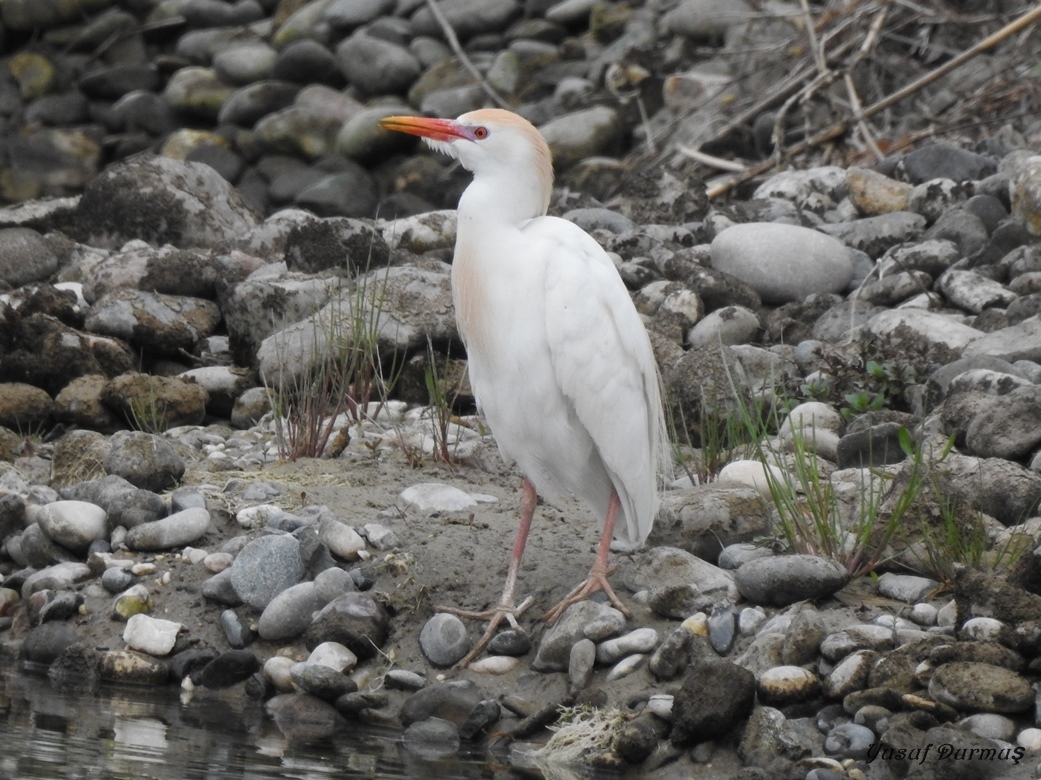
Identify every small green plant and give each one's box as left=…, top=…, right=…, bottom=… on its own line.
left=422, top=337, right=461, bottom=465
left=909, top=448, right=1030, bottom=584
left=798, top=342, right=918, bottom=420
left=667, top=386, right=770, bottom=485
left=266, top=259, right=400, bottom=461
left=761, top=427, right=933, bottom=578
left=127, top=380, right=168, bottom=433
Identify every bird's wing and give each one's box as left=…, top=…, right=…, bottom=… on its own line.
left=524, top=216, right=667, bottom=545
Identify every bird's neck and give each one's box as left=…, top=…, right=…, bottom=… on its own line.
left=458, top=171, right=549, bottom=228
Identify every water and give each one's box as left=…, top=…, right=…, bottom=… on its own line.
left=0, top=665, right=503, bottom=780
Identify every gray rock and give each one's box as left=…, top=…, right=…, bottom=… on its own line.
left=199, top=649, right=261, bottom=689
left=0, top=228, right=59, bottom=286
left=823, top=722, right=875, bottom=759
left=400, top=680, right=482, bottom=727
left=290, top=661, right=358, bottom=701
left=273, top=39, right=342, bottom=85
left=125, top=508, right=211, bottom=552
left=218, top=80, right=299, bottom=127
left=539, top=105, right=624, bottom=170
left=229, top=534, right=305, bottom=610
left=401, top=717, right=460, bottom=759
left=596, top=628, right=659, bottom=664
left=266, top=692, right=346, bottom=741
left=532, top=600, right=624, bottom=671
left=877, top=573, right=939, bottom=603
left=822, top=649, right=879, bottom=699
left=419, top=613, right=471, bottom=667
left=938, top=269, right=1018, bottom=313
left=568, top=638, right=596, bottom=690
left=323, top=0, right=394, bottom=30
left=686, top=305, right=761, bottom=347
left=101, top=567, right=135, bottom=593
left=304, top=592, right=390, bottom=660
left=735, top=555, right=849, bottom=606
left=662, top=0, right=754, bottom=37
left=86, top=289, right=221, bottom=355
left=410, top=0, right=518, bottom=39
left=62, top=475, right=166, bottom=530
left=711, top=222, right=852, bottom=305
left=256, top=261, right=455, bottom=391
left=212, top=42, right=278, bottom=85
left=103, top=431, right=185, bottom=492
left=649, top=626, right=695, bottom=680
left=21, top=562, right=93, bottom=599
left=31, top=500, right=107, bottom=554
left=961, top=315, right=1041, bottom=363
left=902, top=143, right=996, bottom=183
left=819, top=211, right=926, bottom=258
left=866, top=309, right=983, bottom=366
left=651, top=487, right=769, bottom=562
left=928, top=662, right=1033, bottom=713
left=385, top=669, right=426, bottom=691
left=70, top=156, right=258, bottom=251
left=335, top=31, right=421, bottom=96
left=671, top=658, right=756, bottom=744
left=258, top=581, right=326, bottom=641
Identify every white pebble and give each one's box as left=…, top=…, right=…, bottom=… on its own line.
left=263, top=656, right=295, bottom=692
left=470, top=656, right=520, bottom=675
left=1016, top=728, right=1041, bottom=751
left=307, top=641, right=357, bottom=672
left=605, top=654, right=645, bottom=681
left=123, top=614, right=183, bottom=656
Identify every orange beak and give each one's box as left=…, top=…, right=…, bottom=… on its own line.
left=379, top=115, right=470, bottom=143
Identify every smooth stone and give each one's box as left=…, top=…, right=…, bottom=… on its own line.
left=568, top=638, right=596, bottom=690
left=218, top=609, right=254, bottom=649
left=290, top=661, right=357, bottom=701
left=257, top=581, right=326, bottom=641
left=877, top=573, right=939, bottom=603
left=401, top=717, right=460, bottom=759
left=595, top=628, right=659, bottom=664
left=122, top=614, right=182, bottom=656
left=734, top=555, right=849, bottom=606
left=125, top=507, right=211, bottom=551
left=711, top=223, right=853, bottom=304
left=30, top=500, right=108, bottom=554
left=228, top=534, right=305, bottom=610
left=419, top=613, right=470, bottom=667
left=318, top=517, right=366, bottom=560
left=756, top=665, right=821, bottom=706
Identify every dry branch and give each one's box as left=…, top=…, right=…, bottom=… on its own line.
left=702, top=2, right=1041, bottom=199
left=424, top=0, right=509, bottom=109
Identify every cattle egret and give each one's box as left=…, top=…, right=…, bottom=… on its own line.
left=380, top=109, right=669, bottom=665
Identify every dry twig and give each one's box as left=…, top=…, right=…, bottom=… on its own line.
left=705, top=2, right=1041, bottom=199
left=424, top=0, right=509, bottom=109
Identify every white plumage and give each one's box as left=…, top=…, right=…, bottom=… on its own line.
left=380, top=108, right=669, bottom=664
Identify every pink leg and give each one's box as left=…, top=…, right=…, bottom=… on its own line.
left=541, top=489, right=631, bottom=625
left=437, top=477, right=537, bottom=666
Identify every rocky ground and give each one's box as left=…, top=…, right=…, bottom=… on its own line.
left=2, top=1, right=1041, bottom=779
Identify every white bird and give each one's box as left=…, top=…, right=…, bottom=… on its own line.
left=379, top=108, right=670, bottom=665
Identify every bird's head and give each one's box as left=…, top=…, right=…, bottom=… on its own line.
left=380, top=108, right=553, bottom=217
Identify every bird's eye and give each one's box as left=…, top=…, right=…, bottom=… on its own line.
left=472, top=126, right=489, bottom=140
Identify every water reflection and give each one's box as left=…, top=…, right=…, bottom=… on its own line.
left=0, top=664, right=499, bottom=779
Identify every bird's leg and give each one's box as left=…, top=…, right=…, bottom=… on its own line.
left=541, top=490, right=631, bottom=625
left=437, top=477, right=537, bottom=666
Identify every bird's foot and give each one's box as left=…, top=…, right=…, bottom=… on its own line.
left=437, top=595, right=534, bottom=667
left=541, top=568, right=630, bottom=625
